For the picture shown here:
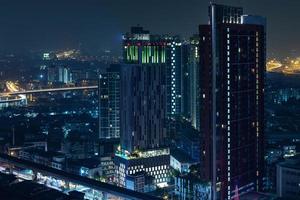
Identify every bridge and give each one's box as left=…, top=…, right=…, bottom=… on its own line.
left=0, top=153, right=162, bottom=200
left=3, top=85, right=98, bottom=95
left=0, top=97, right=25, bottom=103
left=0, top=83, right=98, bottom=104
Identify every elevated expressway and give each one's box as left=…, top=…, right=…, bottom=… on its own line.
left=0, top=81, right=98, bottom=104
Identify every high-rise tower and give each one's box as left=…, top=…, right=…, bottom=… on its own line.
left=114, top=27, right=172, bottom=190
left=181, top=35, right=201, bottom=130
left=199, top=4, right=266, bottom=200
left=123, top=26, right=183, bottom=118
left=119, top=64, right=168, bottom=153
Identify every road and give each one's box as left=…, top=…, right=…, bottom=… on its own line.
left=0, top=81, right=98, bottom=104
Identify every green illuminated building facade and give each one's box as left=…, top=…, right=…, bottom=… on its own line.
left=123, top=26, right=183, bottom=117
left=125, top=45, right=166, bottom=64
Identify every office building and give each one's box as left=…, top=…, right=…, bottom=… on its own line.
left=199, top=4, right=266, bottom=199
left=98, top=64, right=121, bottom=139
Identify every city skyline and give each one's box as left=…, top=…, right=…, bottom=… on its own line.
left=0, top=0, right=299, bottom=58
left=0, top=1, right=299, bottom=200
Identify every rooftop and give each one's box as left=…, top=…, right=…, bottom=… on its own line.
left=22, top=148, right=65, bottom=159
left=171, top=148, right=196, bottom=164
left=115, top=148, right=170, bottom=160
left=277, top=156, right=300, bottom=170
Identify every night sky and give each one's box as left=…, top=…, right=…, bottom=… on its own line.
left=0, top=0, right=299, bottom=58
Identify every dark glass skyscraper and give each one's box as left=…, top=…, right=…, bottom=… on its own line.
left=123, top=26, right=183, bottom=118
left=114, top=27, right=171, bottom=189
left=119, top=64, right=168, bottom=153
left=114, top=63, right=170, bottom=189
left=199, top=4, right=266, bottom=200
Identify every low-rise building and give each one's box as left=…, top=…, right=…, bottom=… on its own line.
left=19, top=148, right=65, bottom=170
left=170, top=148, right=198, bottom=173
left=67, top=158, right=102, bottom=179
left=174, top=172, right=211, bottom=200
left=66, top=156, right=114, bottom=183
left=114, top=148, right=170, bottom=190
left=126, top=172, right=146, bottom=193
left=99, top=156, right=115, bottom=183
left=277, top=156, right=300, bottom=199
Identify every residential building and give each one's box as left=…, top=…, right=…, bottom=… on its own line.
left=199, top=3, right=266, bottom=199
